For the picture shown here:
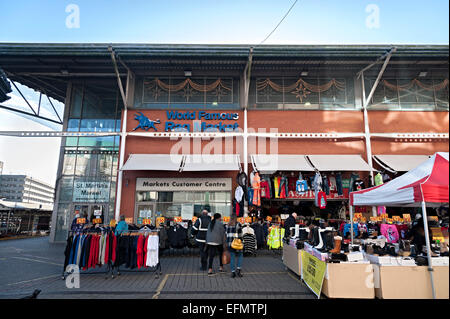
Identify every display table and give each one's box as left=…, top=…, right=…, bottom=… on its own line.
left=282, top=244, right=302, bottom=276
left=373, top=265, right=449, bottom=299
left=322, top=263, right=375, bottom=299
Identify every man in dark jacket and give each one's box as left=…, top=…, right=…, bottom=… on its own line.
left=284, top=212, right=297, bottom=238
left=192, top=209, right=211, bottom=271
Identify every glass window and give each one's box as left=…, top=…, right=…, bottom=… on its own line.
left=69, top=87, right=83, bottom=118
left=67, top=119, right=80, bottom=132
left=58, top=177, right=74, bottom=202
left=75, top=153, right=98, bottom=176
left=97, top=153, right=113, bottom=177
left=62, top=153, right=76, bottom=175
left=54, top=203, right=70, bottom=242
left=80, top=119, right=116, bottom=132
left=78, top=136, right=115, bottom=148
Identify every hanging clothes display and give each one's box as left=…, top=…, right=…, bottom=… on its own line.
left=234, top=186, right=245, bottom=217
left=380, top=224, right=400, bottom=243
left=167, top=224, right=188, bottom=249
left=335, top=172, right=343, bottom=196
left=145, top=234, right=159, bottom=267
left=374, top=172, right=386, bottom=216
left=267, top=226, right=285, bottom=249
left=273, top=176, right=281, bottom=199
left=250, top=223, right=265, bottom=249
left=317, top=191, right=327, bottom=209
left=278, top=175, right=288, bottom=199
left=252, top=172, right=261, bottom=207
left=313, top=172, right=323, bottom=207
left=260, top=178, right=270, bottom=199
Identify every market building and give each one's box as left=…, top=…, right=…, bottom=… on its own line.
left=0, top=44, right=448, bottom=242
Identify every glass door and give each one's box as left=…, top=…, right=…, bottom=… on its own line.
left=135, top=203, right=155, bottom=226
left=89, top=204, right=107, bottom=224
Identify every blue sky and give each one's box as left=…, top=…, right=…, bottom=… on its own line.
left=0, top=0, right=449, bottom=185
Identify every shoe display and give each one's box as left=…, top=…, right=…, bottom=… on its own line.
left=399, top=240, right=411, bottom=257
left=329, top=236, right=342, bottom=254
left=365, top=244, right=374, bottom=255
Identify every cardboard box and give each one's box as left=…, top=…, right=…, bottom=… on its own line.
left=322, top=263, right=375, bottom=299
left=283, top=244, right=302, bottom=276
left=373, top=265, right=449, bottom=299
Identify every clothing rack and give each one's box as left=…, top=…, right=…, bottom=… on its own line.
left=113, top=229, right=162, bottom=279
left=62, top=228, right=115, bottom=280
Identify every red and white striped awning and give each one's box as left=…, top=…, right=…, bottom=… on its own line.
left=350, top=152, right=449, bottom=207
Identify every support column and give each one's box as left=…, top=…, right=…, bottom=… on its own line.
left=115, top=109, right=127, bottom=221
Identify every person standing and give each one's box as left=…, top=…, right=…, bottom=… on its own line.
left=205, top=213, right=225, bottom=276
left=284, top=212, right=297, bottom=238
left=115, top=215, right=129, bottom=236
left=192, top=209, right=211, bottom=271
left=226, top=215, right=244, bottom=278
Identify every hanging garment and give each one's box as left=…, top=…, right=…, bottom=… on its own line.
left=146, top=235, right=159, bottom=267
left=317, top=191, right=327, bottom=209
left=243, top=233, right=257, bottom=255
left=235, top=186, right=244, bottom=202
left=278, top=176, right=288, bottom=199
left=233, top=199, right=242, bottom=217
left=168, top=225, right=188, bottom=249
left=395, top=224, right=409, bottom=240
left=260, top=179, right=270, bottom=199
left=250, top=223, right=265, bottom=249
left=377, top=206, right=386, bottom=216
left=343, top=223, right=359, bottom=238
left=268, top=227, right=285, bottom=249
left=380, top=224, right=400, bottom=243
left=252, top=173, right=261, bottom=206
left=64, top=235, right=74, bottom=271
left=288, top=176, right=297, bottom=193
left=247, top=187, right=254, bottom=206
left=313, top=172, right=323, bottom=207
left=159, top=227, right=169, bottom=250
left=261, top=175, right=273, bottom=198
left=329, top=175, right=337, bottom=192
left=296, top=179, right=308, bottom=194
left=273, top=176, right=281, bottom=199
left=352, top=179, right=365, bottom=192
left=338, top=205, right=346, bottom=219
left=374, top=173, right=386, bottom=216
left=322, top=175, right=330, bottom=195
left=374, top=172, right=383, bottom=186
left=335, top=172, right=343, bottom=196
left=136, top=235, right=145, bottom=269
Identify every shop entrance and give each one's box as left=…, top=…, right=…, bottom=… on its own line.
left=72, top=203, right=108, bottom=224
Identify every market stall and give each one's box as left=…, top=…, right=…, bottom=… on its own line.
left=350, top=152, right=449, bottom=299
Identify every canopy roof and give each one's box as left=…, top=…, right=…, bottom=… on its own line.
left=351, top=152, right=449, bottom=207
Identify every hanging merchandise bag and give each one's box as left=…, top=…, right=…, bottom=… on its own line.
left=318, top=191, right=327, bottom=209
left=222, top=249, right=231, bottom=265
left=231, top=233, right=244, bottom=250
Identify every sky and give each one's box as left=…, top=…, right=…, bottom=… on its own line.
left=0, top=0, right=449, bottom=186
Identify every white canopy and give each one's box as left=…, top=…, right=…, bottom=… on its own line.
left=251, top=154, right=315, bottom=173
left=181, top=154, right=241, bottom=171
left=373, top=154, right=430, bottom=172
left=121, top=154, right=183, bottom=171
left=307, top=154, right=372, bottom=171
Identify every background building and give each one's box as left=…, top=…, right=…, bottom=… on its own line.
left=0, top=174, right=55, bottom=206
left=0, top=44, right=448, bottom=242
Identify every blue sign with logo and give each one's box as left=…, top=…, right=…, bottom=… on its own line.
left=133, top=110, right=240, bottom=132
